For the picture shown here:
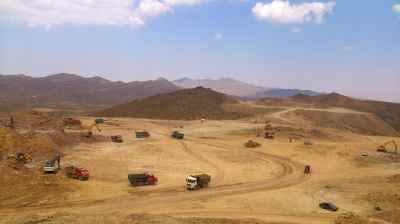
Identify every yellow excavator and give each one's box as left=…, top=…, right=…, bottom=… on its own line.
left=377, top=140, right=398, bottom=154
left=81, top=118, right=103, bottom=138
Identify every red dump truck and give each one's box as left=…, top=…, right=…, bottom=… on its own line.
left=128, top=172, right=158, bottom=186
left=186, top=174, right=211, bottom=190
left=65, top=166, right=90, bottom=181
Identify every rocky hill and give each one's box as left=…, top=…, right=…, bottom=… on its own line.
left=0, top=74, right=179, bottom=112
left=93, top=87, right=246, bottom=120
left=259, top=93, right=400, bottom=134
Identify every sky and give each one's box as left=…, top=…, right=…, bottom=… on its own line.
left=0, top=0, right=399, bottom=102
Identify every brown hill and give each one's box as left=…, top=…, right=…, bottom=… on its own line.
left=0, top=74, right=179, bottom=112
left=289, top=93, right=400, bottom=133
left=93, top=87, right=246, bottom=120
left=285, top=109, right=399, bottom=136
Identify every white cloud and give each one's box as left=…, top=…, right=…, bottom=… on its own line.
left=164, top=0, right=207, bottom=6
left=214, top=33, right=223, bottom=39
left=252, top=0, right=335, bottom=24
left=290, top=27, right=302, bottom=33
left=0, top=0, right=208, bottom=28
left=137, top=0, right=171, bottom=18
left=393, top=4, right=400, bottom=13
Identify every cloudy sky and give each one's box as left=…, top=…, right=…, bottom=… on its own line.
left=0, top=0, right=399, bottom=102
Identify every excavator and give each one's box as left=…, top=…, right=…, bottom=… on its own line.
left=377, top=140, right=398, bottom=154
left=59, top=117, right=103, bottom=138
left=81, top=119, right=103, bottom=138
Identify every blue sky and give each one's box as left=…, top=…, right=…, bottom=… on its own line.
left=0, top=0, right=399, bottom=102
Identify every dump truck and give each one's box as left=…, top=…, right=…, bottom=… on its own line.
left=304, top=165, right=311, bottom=174
left=65, top=166, right=90, bottom=181
left=43, top=155, right=61, bottom=173
left=171, top=131, right=184, bottom=139
left=245, top=140, right=261, bottom=148
left=135, top=131, right=150, bottom=138
left=63, top=118, right=82, bottom=127
left=264, top=132, right=275, bottom=139
left=128, top=172, right=158, bottom=186
left=111, top=135, right=123, bottom=143
left=186, top=174, right=211, bottom=190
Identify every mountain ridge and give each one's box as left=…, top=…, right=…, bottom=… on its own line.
left=173, top=77, right=320, bottom=98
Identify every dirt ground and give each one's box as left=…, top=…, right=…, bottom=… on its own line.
left=1, top=106, right=400, bottom=224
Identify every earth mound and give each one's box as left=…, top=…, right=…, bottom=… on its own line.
left=93, top=87, right=246, bottom=120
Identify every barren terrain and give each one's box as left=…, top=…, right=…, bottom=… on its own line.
left=1, top=103, right=400, bottom=224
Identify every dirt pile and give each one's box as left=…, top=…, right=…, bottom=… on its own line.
left=285, top=109, right=398, bottom=136
left=334, top=213, right=370, bottom=224
left=366, top=192, right=400, bottom=207
left=93, top=87, right=246, bottom=120
left=388, top=174, right=400, bottom=183
left=0, top=127, right=78, bottom=208
left=0, top=127, right=60, bottom=159
left=372, top=210, right=400, bottom=224
left=1, top=213, right=270, bottom=224
left=0, top=162, right=70, bottom=208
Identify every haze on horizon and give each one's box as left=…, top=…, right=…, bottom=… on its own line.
left=0, top=0, right=399, bottom=103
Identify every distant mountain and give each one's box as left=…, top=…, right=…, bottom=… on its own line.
left=247, top=88, right=320, bottom=99
left=93, top=87, right=245, bottom=120
left=173, top=77, right=320, bottom=98
left=173, top=77, right=267, bottom=97
left=0, top=73, right=180, bottom=112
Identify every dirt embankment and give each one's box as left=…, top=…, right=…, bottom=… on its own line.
left=0, top=127, right=80, bottom=208
left=283, top=109, right=399, bottom=137
left=1, top=213, right=275, bottom=224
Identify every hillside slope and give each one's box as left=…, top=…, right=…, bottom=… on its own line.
left=290, top=93, right=400, bottom=133
left=283, top=109, right=399, bottom=136
left=0, top=74, right=179, bottom=111
left=93, top=87, right=245, bottom=120
left=258, top=93, right=400, bottom=134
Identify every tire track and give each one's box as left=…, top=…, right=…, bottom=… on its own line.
left=1, top=137, right=309, bottom=215
left=178, top=141, right=225, bottom=185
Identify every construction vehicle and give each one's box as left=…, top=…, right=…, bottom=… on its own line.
left=65, top=166, right=90, bottom=181
left=245, top=140, right=261, bottom=148
left=319, top=202, right=338, bottom=212
left=81, top=120, right=103, bottom=138
left=135, top=130, right=150, bottom=138
left=62, top=118, right=82, bottom=128
left=111, top=135, right=123, bottom=143
left=43, top=155, right=61, bottom=173
left=128, top=172, right=158, bottom=186
left=304, top=138, right=313, bottom=145
left=304, top=165, right=311, bottom=174
left=4, top=116, right=15, bottom=129
left=377, top=140, right=398, bottom=154
left=264, top=132, right=275, bottom=139
left=7, top=152, right=30, bottom=163
left=264, top=121, right=272, bottom=130
left=186, top=174, right=211, bottom=190
left=172, top=131, right=184, bottom=139
left=95, top=118, right=104, bottom=124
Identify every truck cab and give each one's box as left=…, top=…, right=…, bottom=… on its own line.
left=186, top=176, right=198, bottom=190
left=43, top=159, right=59, bottom=173
left=186, top=174, right=210, bottom=190
left=43, top=155, right=61, bottom=173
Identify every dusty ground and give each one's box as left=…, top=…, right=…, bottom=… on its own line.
left=1, top=106, right=400, bottom=224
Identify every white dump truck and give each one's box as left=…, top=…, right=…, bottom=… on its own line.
left=186, top=174, right=211, bottom=190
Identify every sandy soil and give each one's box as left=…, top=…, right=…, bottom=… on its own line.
left=1, top=106, right=400, bottom=224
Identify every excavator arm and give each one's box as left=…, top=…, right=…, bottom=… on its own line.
left=378, top=140, right=398, bottom=154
